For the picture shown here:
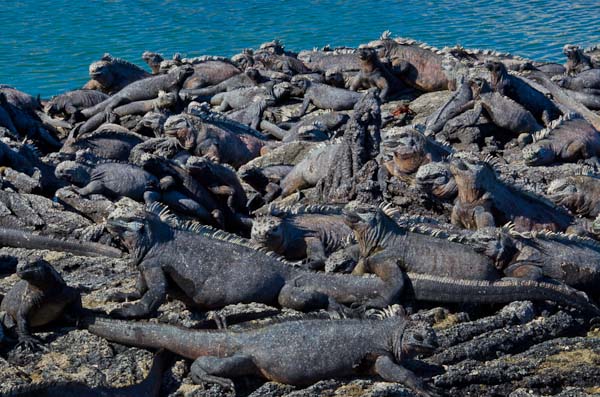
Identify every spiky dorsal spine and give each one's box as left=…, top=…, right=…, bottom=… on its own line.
left=266, top=203, right=346, bottom=217
left=144, top=202, right=300, bottom=264
left=532, top=112, right=580, bottom=142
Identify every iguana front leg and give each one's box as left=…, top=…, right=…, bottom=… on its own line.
left=374, top=355, right=440, bottom=397
left=110, top=266, right=167, bottom=319
left=190, top=355, right=258, bottom=391
left=15, top=301, right=44, bottom=351
left=107, top=273, right=148, bottom=303
left=302, top=237, right=327, bottom=270
left=296, top=97, right=312, bottom=118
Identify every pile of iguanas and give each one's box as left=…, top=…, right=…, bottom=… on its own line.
left=1, top=33, right=600, bottom=396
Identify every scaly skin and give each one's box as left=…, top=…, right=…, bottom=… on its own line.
left=80, top=65, right=192, bottom=119
left=0, top=227, right=122, bottom=258
left=104, top=206, right=407, bottom=318
left=345, top=209, right=597, bottom=313
left=449, top=156, right=572, bottom=232
left=415, top=162, right=457, bottom=200
left=382, top=128, right=451, bottom=177
left=563, top=44, right=596, bottom=75
left=0, top=259, right=81, bottom=351
left=61, top=126, right=146, bottom=161
left=44, top=90, right=109, bottom=118
left=83, top=53, right=150, bottom=95
left=179, top=68, right=266, bottom=101
left=77, top=92, right=178, bottom=135
left=295, top=80, right=363, bottom=117
left=182, top=61, right=241, bottom=89
left=164, top=113, right=266, bottom=169
left=55, top=160, right=158, bottom=202
left=87, top=315, right=440, bottom=396
left=425, top=81, right=474, bottom=134
left=251, top=211, right=354, bottom=268
left=365, top=37, right=450, bottom=92
left=486, top=61, right=561, bottom=126
left=0, top=349, right=171, bottom=397
left=523, top=114, right=600, bottom=166
left=547, top=175, right=600, bottom=218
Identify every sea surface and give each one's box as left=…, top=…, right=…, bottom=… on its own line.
left=1, top=0, right=599, bottom=98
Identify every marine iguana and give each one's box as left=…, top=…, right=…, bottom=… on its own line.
left=61, top=125, right=146, bottom=161
left=522, top=113, right=600, bottom=166
left=87, top=311, right=440, bottom=396
left=449, top=155, right=573, bottom=232
left=563, top=44, right=597, bottom=75
left=44, top=90, right=109, bottom=119
left=250, top=205, right=354, bottom=269
left=365, top=33, right=450, bottom=92
left=79, top=65, right=193, bottom=120
left=178, top=67, right=267, bottom=101
left=486, top=60, right=561, bottom=126
left=0, top=349, right=171, bottom=397
left=381, top=128, right=452, bottom=177
left=210, top=82, right=292, bottom=112
left=142, top=50, right=164, bottom=74
left=294, top=79, right=363, bottom=118
left=415, top=162, right=457, bottom=201
left=344, top=207, right=597, bottom=313
left=182, top=60, right=241, bottom=90
left=260, top=111, right=348, bottom=142
left=77, top=91, right=178, bottom=135
left=103, top=204, right=406, bottom=318
left=54, top=159, right=159, bottom=202
left=163, top=113, right=266, bottom=168
left=0, top=259, right=81, bottom=351
left=83, top=53, right=150, bottom=95
left=547, top=174, right=600, bottom=218
left=349, top=47, right=407, bottom=101
left=554, top=68, right=600, bottom=91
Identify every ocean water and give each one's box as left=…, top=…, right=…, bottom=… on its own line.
left=1, top=0, right=599, bottom=98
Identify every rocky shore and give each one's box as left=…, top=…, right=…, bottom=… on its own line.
left=0, top=34, right=600, bottom=396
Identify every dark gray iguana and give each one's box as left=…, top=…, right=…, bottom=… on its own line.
left=87, top=311, right=441, bottom=396
left=103, top=204, right=406, bottom=318
left=250, top=205, right=354, bottom=269
left=344, top=207, right=598, bottom=314
left=0, top=259, right=81, bottom=351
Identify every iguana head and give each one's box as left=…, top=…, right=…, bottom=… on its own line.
left=164, top=114, right=198, bottom=150
left=547, top=176, right=585, bottom=213
left=273, top=82, right=293, bottom=101
left=415, top=162, right=457, bottom=200
left=88, top=59, right=114, bottom=88
left=395, top=321, right=438, bottom=360
left=364, top=33, right=397, bottom=59
left=17, top=258, right=64, bottom=290
left=54, top=160, right=90, bottom=187
left=141, top=51, right=164, bottom=73
left=357, top=47, right=378, bottom=65
left=484, top=60, right=508, bottom=91
left=449, top=155, right=495, bottom=203
left=384, top=129, right=428, bottom=175
left=522, top=141, right=555, bottom=165
left=106, top=207, right=170, bottom=264
left=344, top=207, right=404, bottom=259
left=251, top=215, right=285, bottom=251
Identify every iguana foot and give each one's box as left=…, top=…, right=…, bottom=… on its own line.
left=15, top=335, right=46, bottom=353
left=109, top=303, right=150, bottom=319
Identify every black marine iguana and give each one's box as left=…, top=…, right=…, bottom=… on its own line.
left=0, top=259, right=81, bottom=351
left=344, top=207, right=597, bottom=314
left=87, top=311, right=440, bottom=396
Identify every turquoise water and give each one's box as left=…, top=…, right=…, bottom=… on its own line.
left=1, top=0, right=599, bottom=97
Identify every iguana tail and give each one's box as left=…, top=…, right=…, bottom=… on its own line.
left=86, top=317, right=233, bottom=359
left=0, top=227, right=122, bottom=258
left=406, top=272, right=600, bottom=316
